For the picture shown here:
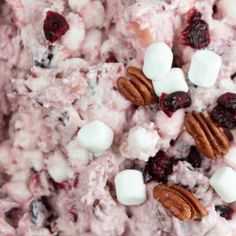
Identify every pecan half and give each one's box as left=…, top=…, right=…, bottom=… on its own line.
left=117, top=67, right=155, bottom=105
left=153, top=184, right=207, bottom=221
left=184, top=111, right=229, bottom=159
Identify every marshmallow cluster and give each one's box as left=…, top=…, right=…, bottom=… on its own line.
left=115, top=170, right=147, bottom=206
left=77, top=120, right=114, bottom=153
left=210, top=166, right=236, bottom=203
left=143, top=42, right=189, bottom=96
left=188, top=50, right=222, bottom=88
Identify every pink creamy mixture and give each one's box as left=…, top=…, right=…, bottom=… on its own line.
left=0, top=0, right=236, bottom=235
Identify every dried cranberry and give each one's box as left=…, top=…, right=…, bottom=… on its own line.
left=5, top=208, right=24, bottom=228
left=211, top=105, right=236, bottom=128
left=43, top=11, right=69, bottom=43
left=217, top=92, right=236, bottom=110
left=223, top=129, right=234, bottom=142
left=143, top=151, right=175, bottom=183
left=159, top=92, right=192, bottom=117
left=186, top=146, right=203, bottom=168
left=182, top=9, right=210, bottom=49
left=187, top=8, right=202, bottom=23
left=215, top=205, right=234, bottom=220
left=105, top=52, right=118, bottom=63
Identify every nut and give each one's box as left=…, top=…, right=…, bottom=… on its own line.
left=117, top=67, right=155, bottom=105
left=153, top=184, right=207, bottom=221
left=184, top=111, right=229, bottom=158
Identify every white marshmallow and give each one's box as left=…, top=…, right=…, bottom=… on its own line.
left=66, top=140, right=91, bottom=167
left=210, top=166, right=236, bottom=203
left=143, top=42, right=173, bottom=81
left=77, top=121, right=114, bottom=153
left=218, top=0, right=236, bottom=23
left=4, top=181, right=31, bottom=202
left=127, top=127, right=159, bottom=162
left=69, top=0, right=90, bottom=11
left=47, top=152, right=73, bottom=183
left=62, top=14, right=85, bottom=51
left=152, top=68, right=189, bottom=96
left=115, top=170, right=146, bottom=206
left=224, top=146, right=236, bottom=169
left=188, top=50, right=222, bottom=88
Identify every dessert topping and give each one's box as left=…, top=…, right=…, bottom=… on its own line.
left=152, top=68, right=189, bottom=96
left=143, top=151, right=175, bottom=183
left=143, top=42, right=173, bottom=81
left=210, top=167, right=236, bottom=203
left=182, top=9, right=210, bottom=49
left=44, top=11, right=69, bottom=43
left=184, top=111, right=229, bottom=158
left=115, top=169, right=147, bottom=206
left=153, top=184, right=207, bottom=221
left=159, top=91, right=191, bottom=117
left=117, top=67, right=155, bottom=105
left=77, top=120, right=114, bottom=153
left=188, top=50, right=222, bottom=88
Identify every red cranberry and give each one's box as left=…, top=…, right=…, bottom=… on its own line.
left=223, top=129, right=234, bottom=142
left=187, top=146, right=202, bottom=168
left=143, top=151, right=175, bottom=183
left=5, top=208, right=24, bottom=228
left=187, top=8, right=202, bottom=23
left=217, top=92, right=236, bottom=110
left=105, top=52, right=118, bottom=63
left=159, top=92, right=192, bottom=117
left=43, top=11, right=69, bottom=43
left=215, top=205, right=234, bottom=220
left=182, top=9, right=210, bottom=49
left=211, top=105, right=236, bottom=128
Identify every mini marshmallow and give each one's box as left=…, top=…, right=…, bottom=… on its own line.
left=77, top=120, right=114, bottom=153
left=210, top=166, right=236, bottom=203
left=127, top=127, right=159, bottom=162
left=66, top=140, right=91, bottom=167
left=143, top=42, right=173, bottom=81
left=115, top=170, right=146, bottom=206
left=152, top=68, right=189, bottom=96
left=218, top=0, right=236, bottom=23
left=224, top=146, right=236, bottom=168
left=69, top=0, right=90, bottom=11
left=188, top=50, right=222, bottom=88
left=47, top=152, right=73, bottom=183
left=62, top=14, right=85, bottom=51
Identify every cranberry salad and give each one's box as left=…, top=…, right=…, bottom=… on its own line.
left=0, top=0, right=236, bottom=235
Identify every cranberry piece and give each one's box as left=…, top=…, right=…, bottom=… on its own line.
left=211, top=105, right=236, bottom=128
left=187, top=8, right=202, bottom=23
left=182, top=9, right=210, bottom=49
left=105, top=52, right=118, bottom=63
left=215, top=205, right=234, bottom=220
left=143, top=151, right=175, bottom=183
left=159, top=92, right=192, bottom=117
left=223, top=129, right=234, bottom=142
left=5, top=208, right=24, bottom=228
left=186, top=146, right=202, bottom=168
left=217, top=92, right=236, bottom=110
left=43, top=11, right=69, bottom=43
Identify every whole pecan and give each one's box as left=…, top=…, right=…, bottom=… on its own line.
left=153, top=184, right=207, bottom=221
left=117, top=67, right=155, bottom=105
left=184, top=111, right=229, bottom=159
